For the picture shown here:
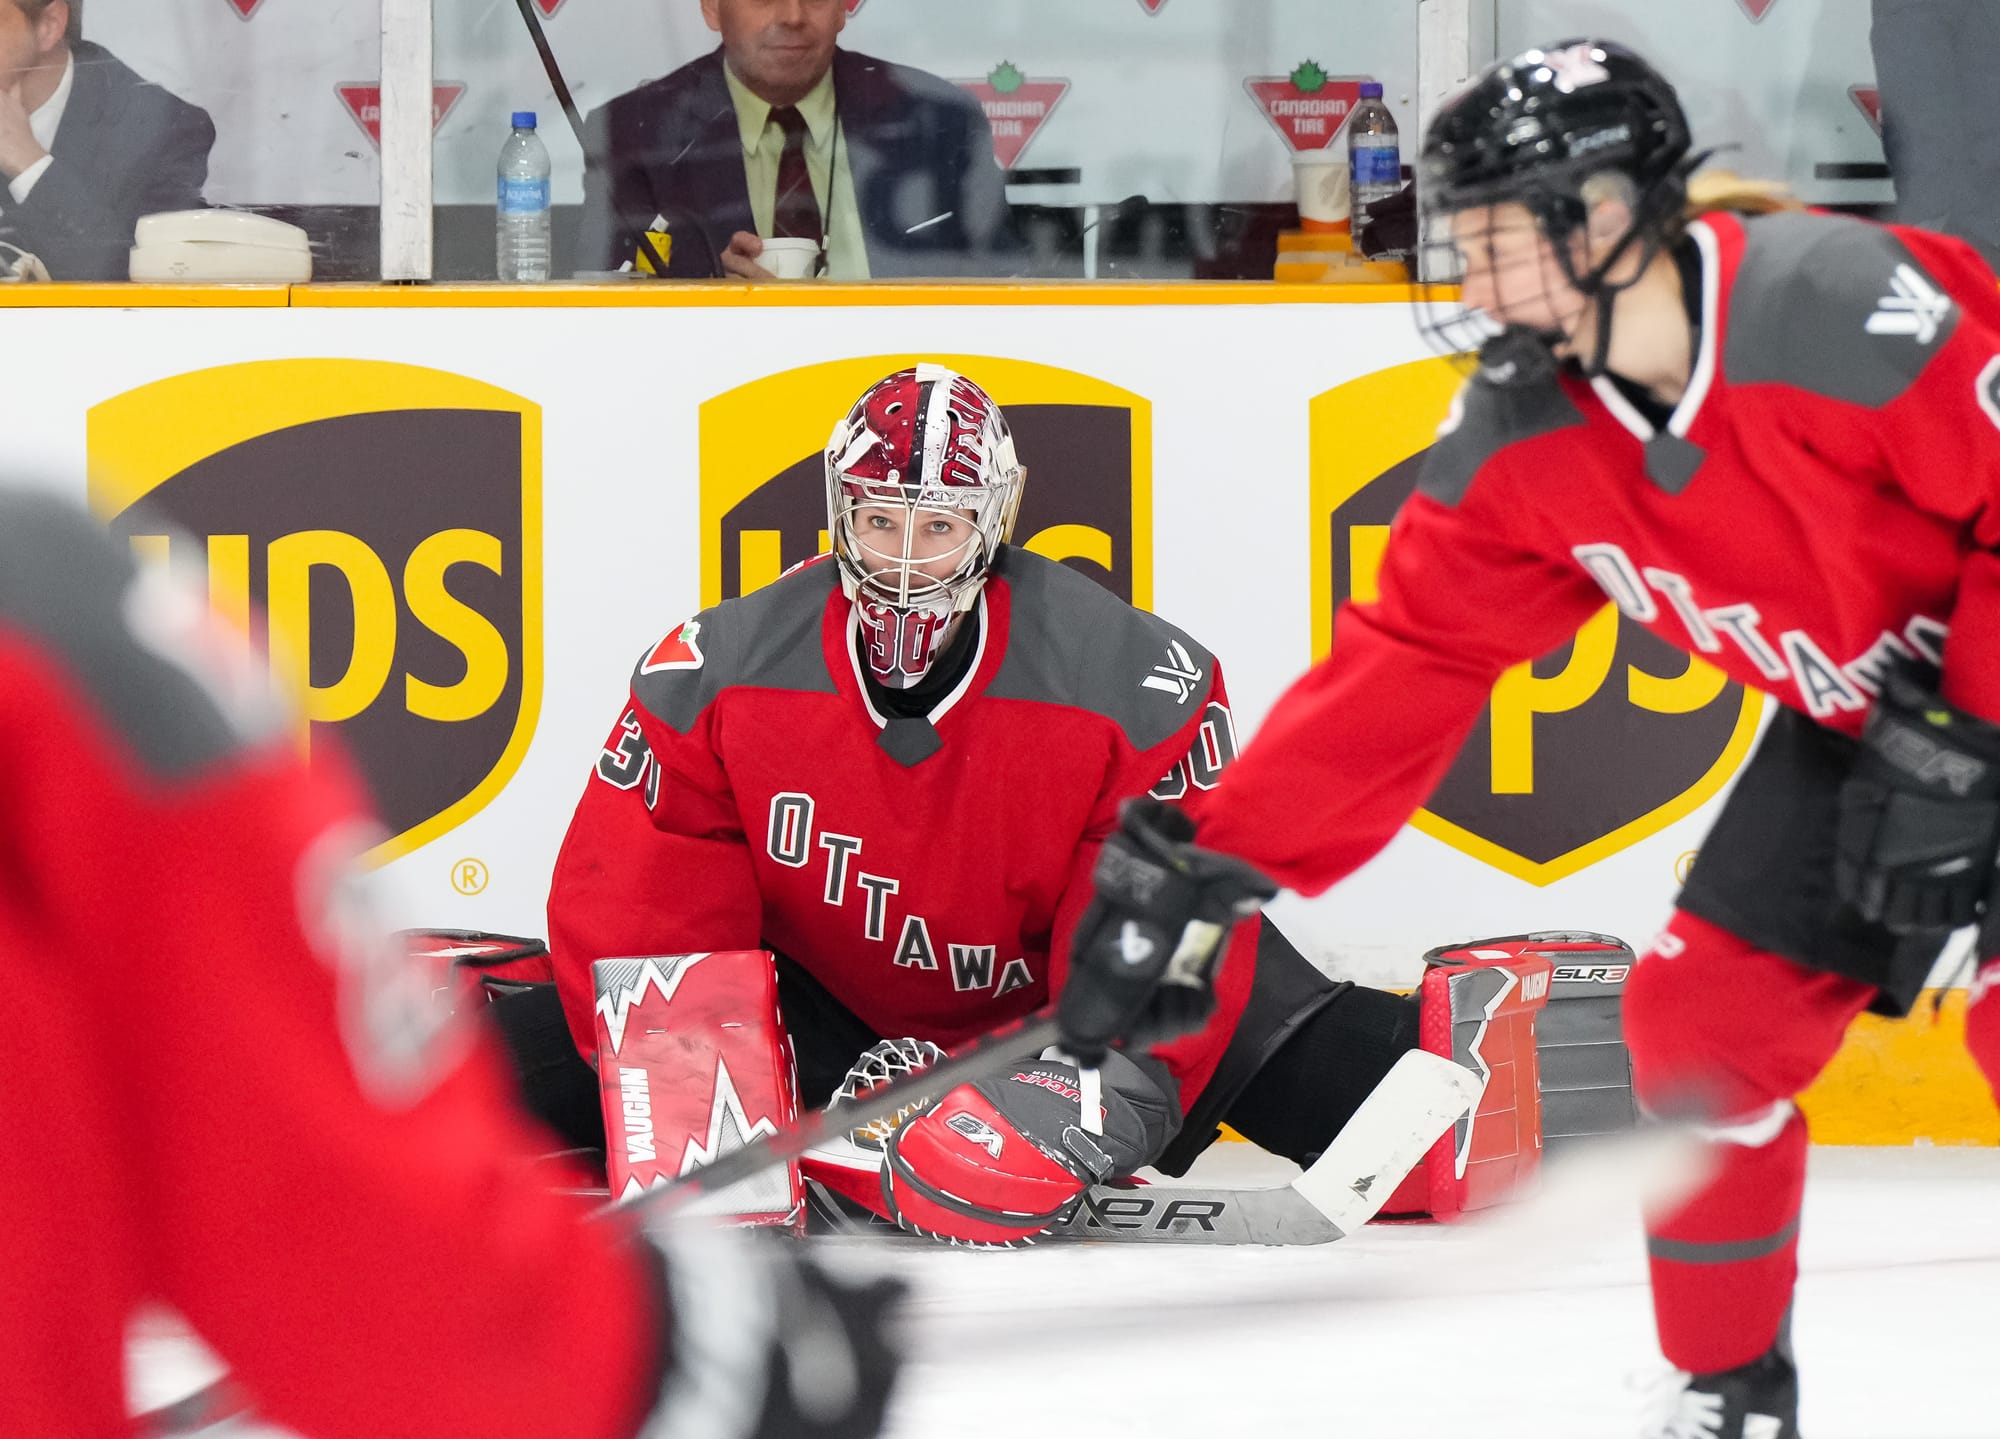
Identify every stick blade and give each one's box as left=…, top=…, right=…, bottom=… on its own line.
left=1289, top=1049, right=1483, bottom=1234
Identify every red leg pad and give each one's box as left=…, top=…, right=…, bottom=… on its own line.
left=1384, top=939, right=1554, bottom=1219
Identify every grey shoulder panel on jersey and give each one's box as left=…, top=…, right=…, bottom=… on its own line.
left=630, top=558, right=841, bottom=734
left=1724, top=209, right=1959, bottom=407
left=1418, top=373, right=1588, bottom=508
left=0, top=491, right=249, bottom=778
left=985, top=547, right=1216, bottom=753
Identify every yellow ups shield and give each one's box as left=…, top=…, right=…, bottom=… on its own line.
left=1312, top=359, right=1762, bottom=885
left=699, top=355, right=1151, bottom=609
left=87, top=359, right=542, bottom=864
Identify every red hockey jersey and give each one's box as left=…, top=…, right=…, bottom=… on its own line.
left=0, top=495, right=662, bottom=1439
left=548, top=547, right=1256, bottom=1106
left=1202, top=208, right=2000, bottom=896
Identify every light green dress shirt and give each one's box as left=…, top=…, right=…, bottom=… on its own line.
left=721, top=62, right=871, bottom=281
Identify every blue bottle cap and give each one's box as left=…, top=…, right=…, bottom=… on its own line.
left=512, top=111, right=537, bottom=129
left=1358, top=81, right=1384, bottom=98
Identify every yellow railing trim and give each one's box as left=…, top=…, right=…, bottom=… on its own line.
left=0, top=283, right=291, bottom=307
left=4, top=279, right=1446, bottom=309
left=287, top=280, right=1431, bottom=307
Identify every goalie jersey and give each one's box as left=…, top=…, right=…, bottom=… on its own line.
left=548, top=546, right=1258, bottom=1106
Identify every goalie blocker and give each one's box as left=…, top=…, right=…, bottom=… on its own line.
left=589, top=950, right=806, bottom=1228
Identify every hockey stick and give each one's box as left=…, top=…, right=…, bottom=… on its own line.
left=510, top=0, right=586, bottom=144
left=778, top=1048, right=1479, bottom=1246
left=136, top=1046, right=1468, bottom=1434
left=1047, top=1049, right=1481, bottom=1244
left=133, top=1009, right=1064, bottom=1436
left=141, top=1122, right=1719, bottom=1435
left=508, top=0, right=695, bottom=277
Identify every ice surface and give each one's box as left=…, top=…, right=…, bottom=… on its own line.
left=128, top=1144, right=2000, bottom=1438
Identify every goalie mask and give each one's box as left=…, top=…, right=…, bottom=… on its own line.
left=825, top=365, right=1024, bottom=686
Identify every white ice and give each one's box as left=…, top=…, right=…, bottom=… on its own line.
left=129, top=1144, right=2000, bottom=1438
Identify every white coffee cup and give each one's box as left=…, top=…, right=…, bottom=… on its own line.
left=1291, top=150, right=1351, bottom=230
left=760, top=236, right=822, bottom=279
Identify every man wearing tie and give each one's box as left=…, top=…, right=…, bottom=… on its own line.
left=579, top=0, right=1017, bottom=280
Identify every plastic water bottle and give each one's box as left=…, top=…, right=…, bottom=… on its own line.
left=496, top=111, right=552, bottom=282
left=1347, top=81, right=1402, bottom=256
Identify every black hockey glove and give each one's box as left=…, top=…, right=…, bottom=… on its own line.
left=645, top=1226, right=904, bottom=1439
left=1057, top=798, right=1278, bottom=1065
left=1836, top=662, right=2000, bottom=933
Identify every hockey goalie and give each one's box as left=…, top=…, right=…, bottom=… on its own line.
left=485, top=366, right=1624, bottom=1245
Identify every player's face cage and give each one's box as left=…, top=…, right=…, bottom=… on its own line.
left=1414, top=172, right=1683, bottom=385
left=1417, top=184, right=1612, bottom=385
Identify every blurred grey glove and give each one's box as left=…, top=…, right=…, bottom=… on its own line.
left=641, top=1225, right=905, bottom=1439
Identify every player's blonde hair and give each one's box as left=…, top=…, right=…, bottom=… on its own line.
left=1682, top=169, right=1803, bottom=219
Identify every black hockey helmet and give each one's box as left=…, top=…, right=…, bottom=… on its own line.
left=1421, top=38, right=1691, bottom=225
left=1415, top=39, right=1695, bottom=379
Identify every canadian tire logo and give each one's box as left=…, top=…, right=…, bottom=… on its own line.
left=698, top=356, right=1152, bottom=611
left=224, top=0, right=266, bottom=17
left=958, top=63, right=1069, bottom=170
left=1246, top=60, right=1369, bottom=152
left=1310, top=360, right=1763, bottom=885
left=86, top=361, right=543, bottom=865
left=1137, top=0, right=1169, bottom=11
left=336, top=83, right=468, bottom=149
left=1851, top=86, right=1882, bottom=134
left=533, top=0, right=568, bottom=14
left=846, top=0, right=865, bottom=12
left=1736, top=0, right=1780, bottom=18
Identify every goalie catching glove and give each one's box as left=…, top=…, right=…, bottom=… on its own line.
left=1057, top=798, right=1278, bottom=1065
left=805, top=1040, right=1179, bottom=1247
left=1837, top=661, right=2000, bottom=933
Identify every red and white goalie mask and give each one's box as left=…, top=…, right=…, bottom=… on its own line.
left=825, top=365, right=1025, bottom=685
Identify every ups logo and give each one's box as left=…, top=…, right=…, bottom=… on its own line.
left=699, top=355, right=1150, bottom=608
left=87, top=360, right=542, bottom=864
left=1312, top=359, right=1763, bottom=884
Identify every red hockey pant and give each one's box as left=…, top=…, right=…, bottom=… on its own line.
left=1623, top=908, right=2000, bottom=1374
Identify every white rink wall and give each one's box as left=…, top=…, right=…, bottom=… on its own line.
left=4, top=292, right=1820, bottom=991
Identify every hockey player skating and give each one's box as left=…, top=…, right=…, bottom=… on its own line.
left=0, top=489, right=902, bottom=1439
left=530, top=365, right=1539, bottom=1246
left=1061, top=38, right=2000, bottom=1439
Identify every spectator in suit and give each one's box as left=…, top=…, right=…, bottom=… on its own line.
left=579, top=0, right=1017, bottom=279
left=0, top=0, right=214, bottom=281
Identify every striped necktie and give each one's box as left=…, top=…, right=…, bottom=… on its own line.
left=770, top=105, right=823, bottom=242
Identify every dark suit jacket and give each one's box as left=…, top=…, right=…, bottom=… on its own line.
left=578, top=47, right=1018, bottom=279
left=0, top=41, right=214, bottom=281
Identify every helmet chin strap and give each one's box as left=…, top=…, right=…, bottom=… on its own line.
left=1476, top=206, right=1660, bottom=387
left=1550, top=154, right=1704, bottom=380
